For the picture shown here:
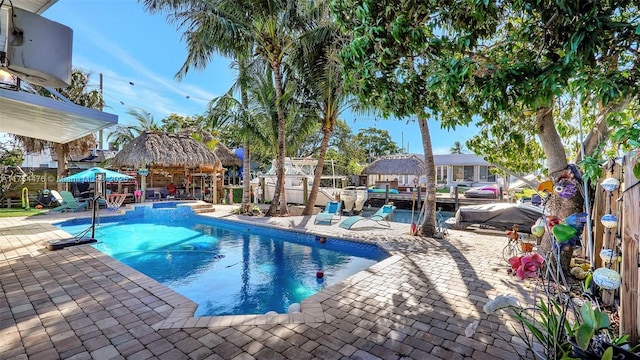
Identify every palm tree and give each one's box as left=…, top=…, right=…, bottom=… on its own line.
left=450, top=141, right=464, bottom=154
left=293, top=1, right=353, bottom=215
left=107, top=108, right=162, bottom=149
left=12, top=70, right=103, bottom=191
left=141, top=0, right=258, bottom=213
left=143, top=0, right=305, bottom=217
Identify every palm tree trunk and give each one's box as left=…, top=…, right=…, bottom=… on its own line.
left=302, top=125, right=331, bottom=215
left=418, top=116, right=437, bottom=237
left=55, top=143, right=67, bottom=192
left=239, top=62, right=252, bottom=212
left=266, top=61, right=289, bottom=216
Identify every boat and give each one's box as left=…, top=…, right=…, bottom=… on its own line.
left=340, top=186, right=368, bottom=214
left=445, top=203, right=544, bottom=233
left=253, top=158, right=345, bottom=207
left=354, top=186, right=368, bottom=213
left=341, top=186, right=356, bottom=213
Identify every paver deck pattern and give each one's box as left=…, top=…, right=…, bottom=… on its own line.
left=1, top=204, right=536, bottom=359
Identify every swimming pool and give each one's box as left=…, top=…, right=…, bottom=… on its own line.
left=56, top=206, right=388, bottom=316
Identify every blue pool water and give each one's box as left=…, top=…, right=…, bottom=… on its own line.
left=361, top=208, right=453, bottom=224
left=57, top=207, right=388, bottom=316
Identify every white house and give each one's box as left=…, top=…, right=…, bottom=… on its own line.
left=366, top=154, right=501, bottom=188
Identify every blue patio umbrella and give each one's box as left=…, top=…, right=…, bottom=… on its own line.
left=58, top=167, right=135, bottom=183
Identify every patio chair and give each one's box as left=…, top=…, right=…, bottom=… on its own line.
left=50, top=191, right=88, bottom=213
left=49, top=190, right=64, bottom=207
left=314, top=201, right=342, bottom=225
left=339, top=204, right=396, bottom=229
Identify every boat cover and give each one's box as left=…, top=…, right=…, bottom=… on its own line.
left=452, top=203, right=544, bottom=233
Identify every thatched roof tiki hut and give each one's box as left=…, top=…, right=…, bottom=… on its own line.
left=362, top=155, right=427, bottom=203
left=362, top=155, right=427, bottom=178
left=111, top=131, right=223, bottom=202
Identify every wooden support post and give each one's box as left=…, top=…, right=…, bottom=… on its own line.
left=385, top=184, right=389, bottom=204
left=212, top=172, right=218, bottom=204
left=454, top=186, right=459, bottom=211
left=620, top=150, right=640, bottom=343
left=302, top=177, right=308, bottom=206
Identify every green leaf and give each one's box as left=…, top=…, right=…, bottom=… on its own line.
left=579, top=303, right=596, bottom=329
left=575, top=324, right=592, bottom=350
left=602, top=346, right=613, bottom=360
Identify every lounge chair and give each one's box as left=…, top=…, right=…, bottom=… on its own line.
left=314, top=201, right=342, bottom=225
left=50, top=191, right=88, bottom=212
left=49, top=190, right=64, bottom=207
left=339, top=204, right=396, bottom=229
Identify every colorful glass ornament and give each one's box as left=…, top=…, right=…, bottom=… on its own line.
left=546, top=215, right=560, bottom=228
left=601, top=214, right=618, bottom=228
left=552, top=224, right=577, bottom=243
left=557, top=182, right=576, bottom=198
left=600, top=178, right=620, bottom=192
left=564, top=212, right=587, bottom=230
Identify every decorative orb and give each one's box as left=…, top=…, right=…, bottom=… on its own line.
left=593, top=267, right=622, bottom=290
left=316, top=271, right=324, bottom=278
left=531, top=224, right=545, bottom=237
left=599, top=248, right=616, bottom=263
left=601, top=178, right=620, bottom=192
left=601, top=214, right=618, bottom=228
left=552, top=224, right=577, bottom=243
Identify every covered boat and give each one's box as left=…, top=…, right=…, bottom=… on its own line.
left=447, top=203, right=544, bottom=233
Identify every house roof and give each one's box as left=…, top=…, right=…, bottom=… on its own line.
left=0, top=1, right=119, bottom=144
left=362, top=155, right=426, bottom=175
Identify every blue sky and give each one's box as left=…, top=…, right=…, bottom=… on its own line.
left=43, top=0, right=476, bottom=155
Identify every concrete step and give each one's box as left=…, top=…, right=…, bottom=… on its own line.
left=189, top=203, right=214, bottom=210
left=192, top=207, right=215, bottom=214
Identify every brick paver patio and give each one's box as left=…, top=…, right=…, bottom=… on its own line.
left=0, top=205, right=535, bottom=359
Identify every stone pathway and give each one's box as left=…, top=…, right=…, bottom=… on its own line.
left=0, top=205, right=536, bottom=359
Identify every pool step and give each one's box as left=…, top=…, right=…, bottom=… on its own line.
left=190, top=204, right=216, bottom=214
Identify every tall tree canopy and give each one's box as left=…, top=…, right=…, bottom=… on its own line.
left=331, top=0, right=639, bottom=214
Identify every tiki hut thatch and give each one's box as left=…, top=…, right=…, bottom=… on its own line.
left=213, top=142, right=242, bottom=168
left=362, top=155, right=426, bottom=175
left=111, top=131, right=221, bottom=169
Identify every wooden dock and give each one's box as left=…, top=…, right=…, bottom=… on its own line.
left=366, top=192, right=505, bottom=211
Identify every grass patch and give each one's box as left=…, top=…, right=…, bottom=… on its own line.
left=0, top=208, right=46, bottom=218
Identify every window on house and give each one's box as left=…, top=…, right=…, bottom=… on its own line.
left=479, top=166, right=496, bottom=182
left=436, top=166, right=448, bottom=183
left=453, top=165, right=474, bottom=182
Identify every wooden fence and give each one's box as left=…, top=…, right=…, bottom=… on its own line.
left=620, top=150, right=640, bottom=342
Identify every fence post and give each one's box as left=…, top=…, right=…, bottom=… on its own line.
left=620, top=150, right=640, bottom=342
